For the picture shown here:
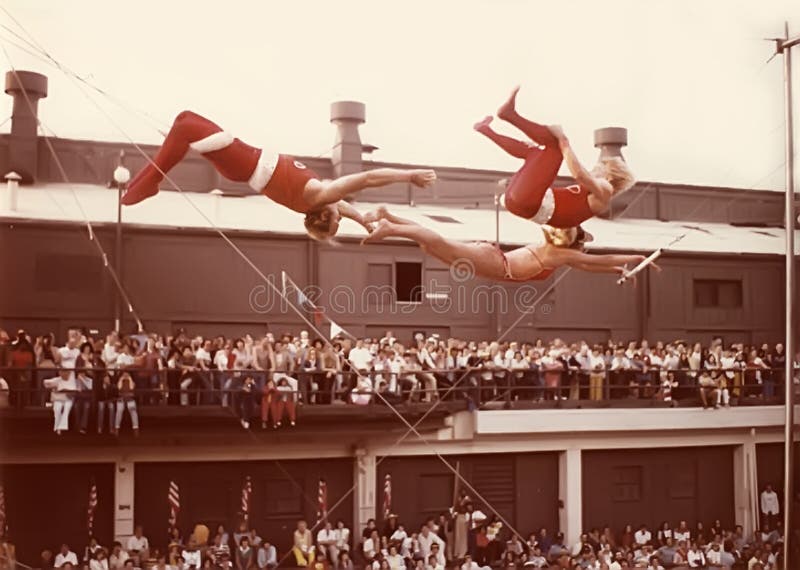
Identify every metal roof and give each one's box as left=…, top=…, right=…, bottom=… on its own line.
left=1, top=183, right=797, bottom=255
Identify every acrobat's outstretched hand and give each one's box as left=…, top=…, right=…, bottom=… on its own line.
left=409, top=169, right=437, bottom=188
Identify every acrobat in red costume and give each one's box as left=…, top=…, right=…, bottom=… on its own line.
left=122, top=111, right=436, bottom=240
left=474, top=87, right=635, bottom=228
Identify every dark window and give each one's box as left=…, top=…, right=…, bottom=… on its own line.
left=264, top=479, right=303, bottom=517
left=425, top=215, right=462, bottom=224
left=35, top=254, right=102, bottom=292
left=417, top=474, right=453, bottom=515
left=611, top=466, right=642, bottom=503
left=395, top=262, right=422, bottom=303
left=693, top=279, right=743, bottom=308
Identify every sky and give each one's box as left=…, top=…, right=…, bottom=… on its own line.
left=0, top=0, right=798, bottom=191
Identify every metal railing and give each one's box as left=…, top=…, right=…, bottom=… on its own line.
left=0, top=365, right=795, bottom=413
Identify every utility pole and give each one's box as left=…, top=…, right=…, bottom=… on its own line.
left=771, top=21, right=798, bottom=569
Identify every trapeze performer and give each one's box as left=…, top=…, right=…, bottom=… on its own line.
left=474, top=87, right=636, bottom=228
left=121, top=111, right=436, bottom=240
left=362, top=207, right=652, bottom=282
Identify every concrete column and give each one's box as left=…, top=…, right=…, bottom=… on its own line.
left=558, top=449, right=583, bottom=546
left=114, top=461, right=135, bottom=541
left=354, top=448, right=377, bottom=532
left=733, top=440, right=759, bottom=537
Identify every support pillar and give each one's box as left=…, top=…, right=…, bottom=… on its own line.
left=733, top=439, right=759, bottom=538
left=354, top=448, right=377, bottom=533
left=114, top=461, right=135, bottom=542
left=558, top=449, right=583, bottom=546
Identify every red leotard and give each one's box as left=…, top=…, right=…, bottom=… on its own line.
left=260, top=154, right=319, bottom=214
left=503, top=146, right=596, bottom=229
left=548, top=184, right=595, bottom=228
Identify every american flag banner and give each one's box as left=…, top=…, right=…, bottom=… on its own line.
left=317, top=479, right=328, bottom=520
left=87, top=480, right=98, bottom=537
left=168, top=480, right=180, bottom=529
left=382, top=474, right=392, bottom=518
left=0, top=484, right=6, bottom=537
left=241, top=476, right=253, bottom=522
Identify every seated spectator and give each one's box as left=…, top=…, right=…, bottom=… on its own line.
left=363, top=530, right=380, bottom=561
left=317, top=521, right=338, bottom=565
left=126, top=525, right=150, bottom=563
left=293, top=520, right=315, bottom=567
left=235, top=537, right=254, bottom=570
left=153, top=555, right=175, bottom=570
left=256, top=541, right=276, bottom=570
left=522, top=545, right=547, bottom=568
left=312, top=552, right=331, bottom=570
left=334, top=520, right=351, bottom=562
left=109, top=543, right=129, bottom=570
left=546, top=534, right=568, bottom=563
left=180, top=537, right=201, bottom=570
left=337, top=552, right=354, bottom=570
left=634, top=525, right=652, bottom=547
left=674, top=521, right=691, bottom=544
left=96, top=373, right=117, bottom=435
left=686, top=541, right=706, bottom=568
left=54, top=544, right=78, bottom=568
left=248, top=529, right=262, bottom=548
left=89, top=550, right=109, bottom=570
left=385, top=545, right=404, bottom=570
left=460, top=554, right=490, bottom=570
left=644, top=555, right=664, bottom=570
left=208, top=533, right=231, bottom=565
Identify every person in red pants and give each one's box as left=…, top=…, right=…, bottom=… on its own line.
left=474, top=87, right=635, bottom=228
left=122, top=111, right=436, bottom=240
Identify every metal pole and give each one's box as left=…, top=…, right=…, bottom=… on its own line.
left=495, top=190, right=502, bottom=335
left=115, top=182, right=122, bottom=332
left=779, top=21, right=796, bottom=570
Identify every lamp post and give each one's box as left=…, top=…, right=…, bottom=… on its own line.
left=112, top=156, right=130, bottom=333
left=771, top=21, right=798, bottom=569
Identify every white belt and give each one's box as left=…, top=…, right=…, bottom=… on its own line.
left=248, top=150, right=279, bottom=192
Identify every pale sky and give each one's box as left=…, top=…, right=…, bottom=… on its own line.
left=1, top=0, right=798, bottom=190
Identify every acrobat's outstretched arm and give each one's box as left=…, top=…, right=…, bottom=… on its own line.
left=305, top=168, right=436, bottom=208
left=336, top=201, right=373, bottom=233
left=549, top=126, right=612, bottom=200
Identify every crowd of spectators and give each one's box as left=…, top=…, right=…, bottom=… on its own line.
left=1, top=488, right=790, bottom=570
left=1, top=327, right=799, bottom=434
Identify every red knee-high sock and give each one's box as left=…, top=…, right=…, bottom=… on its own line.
left=122, top=111, right=260, bottom=205
left=476, top=126, right=532, bottom=159
left=501, top=110, right=559, bottom=147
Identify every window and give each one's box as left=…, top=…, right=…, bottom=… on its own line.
left=417, top=474, right=453, bottom=515
left=264, top=479, right=303, bottom=517
left=395, top=262, right=422, bottom=303
left=367, top=263, right=392, bottom=287
left=611, top=466, right=642, bottom=503
left=693, top=279, right=743, bottom=308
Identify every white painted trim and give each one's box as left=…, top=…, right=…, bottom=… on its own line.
left=188, top=131, right=234, bottom=154
left=247, top=150, right=279, bottom=191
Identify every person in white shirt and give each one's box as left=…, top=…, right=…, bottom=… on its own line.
left=334, top=520, right=351, bottom=558
left=686, top=543, right=705, bottom=568
left=317, top=522, right=339, bottom=565
left=44, top=369, right=76, bottom=434
left=103, top=332, right=120, bottom=369
left=417, top=526, right=444, bottom=561
left=55, top=545, right=79, bottom=568
left=108, top=543, right=129, bottom=570
left=634, top=525, right=652, bottom=546
left=705, top=542, right=723, bottom=566
left=348, top=341, right=373, bottom=373
left=181, top=537, right=202, bottom=569
left=673, top=521, right=691, bottom=543
left=460, top=554, right=490, bottom=570
left=126, top=525, right=150, bottom=562
left=90, top=550, right=110, bottom=570
left=385, top=545, right=404, bottom=570
left=760, top=483, right=780, bottom=527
